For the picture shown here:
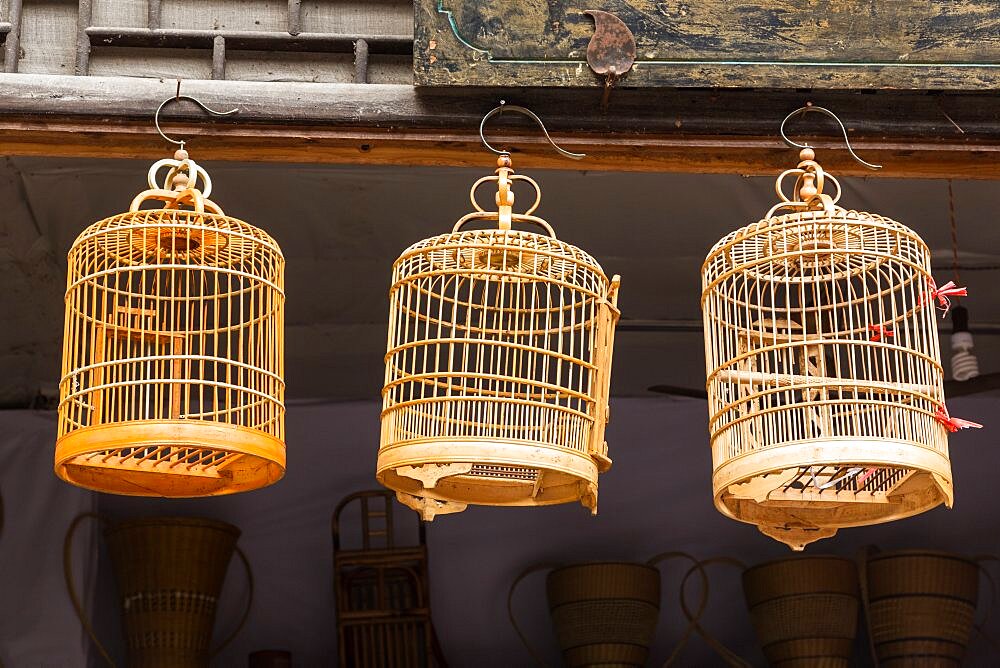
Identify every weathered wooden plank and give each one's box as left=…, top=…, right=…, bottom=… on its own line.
left=302, top=0, right=413, bottom=37
left=5, top=74, right=1000, bottom=136
left=367, top=54, right=411, bottom=84
left=225, top=50, right=355, bottom=83
left=159, top=0, right=288, bottom=33
left=3, top=121, right=997, bottom=180
left=92, top=0, right=146, bottom=29
left=13, top=0, right=412, bottom=83
left=89, top=47, right=214, bottom=80
left=17, top=1, right=77, bottom=75
left=0, top=75, right=998, bottom=178
left=416, top=0, right=1000, bottom=89
left=90, top=0, right=414, bottom=36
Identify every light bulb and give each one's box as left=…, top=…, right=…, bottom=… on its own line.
left=950, top=305, right=979, bottom=382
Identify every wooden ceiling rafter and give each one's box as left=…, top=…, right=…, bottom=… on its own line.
left=1, top=75, right=999, bottom=179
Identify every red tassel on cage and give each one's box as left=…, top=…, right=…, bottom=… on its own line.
left=934, top=405, right=982, bottom=433
left=923, top=279, right=968, bottom=317
left=869, top=325, right=894, bottom=342
left=855, top=467, right=879, bottom=487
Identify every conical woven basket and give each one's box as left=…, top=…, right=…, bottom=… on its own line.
left=865, top=550, right=979, bottom=667
left=743, top=555, right=859, bottom=667
left=106, top=516, right=242, bottom=668
left=546, top=562, right=660, bottom=667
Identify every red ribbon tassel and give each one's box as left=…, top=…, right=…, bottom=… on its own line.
left=869, top=324, right=894, bottom=342
left=934, top=405, right=983, bottom=433
left=924, top=279, right=968, bottom=317
left=855, top=467, right=879, bottom=487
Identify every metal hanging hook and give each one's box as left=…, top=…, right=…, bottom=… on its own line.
left=154, top=80, right=239, bottom=150
left=479, top=100, right=585, bottom=160
left=780, top=105, right=882, bottom=170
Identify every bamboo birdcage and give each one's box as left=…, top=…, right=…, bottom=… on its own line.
left=701, top=145, right=954, bottom=550
left=377, top=154, right=621, bottom=520
left=55, top=149, right=286, bottom=496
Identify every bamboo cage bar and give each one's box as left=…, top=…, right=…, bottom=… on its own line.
left=701, top=147, right=953, bottom=550
left=55, top=150, right=285, bottom=496
left=377, top=156, right=621, bottom=520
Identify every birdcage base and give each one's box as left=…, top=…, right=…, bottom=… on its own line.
left=713, top=438, right=953, bottom=550
left=55, top=421, right=285, bottom=497
left=376, top=439, right=601, bottom=519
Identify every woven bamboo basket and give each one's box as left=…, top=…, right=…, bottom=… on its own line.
left=702, top=146, right=955, bottom=550
left=56, top=150, right=285, bottom=497
left=377, top=155, right=621, bottom=520
left=66, top=514, right=251, bottom=668
left=743, top=555, right=859, bottom=667
left=864, top=550, right=979, bottom=666
left=546, top=562, right=661, bottom=667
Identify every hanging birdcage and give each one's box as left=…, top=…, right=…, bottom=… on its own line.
left=56, top=131, right=285, bottom=496
left=377, top=108, right=620, bottom=520
left=701, top=107, right=976, bottom=550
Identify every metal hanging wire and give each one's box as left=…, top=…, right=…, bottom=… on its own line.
left=948, top=179, right=962, bottom=286
left=154, top=80, right=239, bottom=151
left=780, top=104, right=882, bottom=170
left=479, top=99, right=585, bottom=159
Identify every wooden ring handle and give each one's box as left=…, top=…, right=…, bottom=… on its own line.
left=210, top=544, right=254, bottom=656
left=64, top=512, right=116, bottom=668
left=507, top=563, right=559, bottom=667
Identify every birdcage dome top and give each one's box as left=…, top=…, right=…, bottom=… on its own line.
left=71, top=209, right=284, bottom=270
left=76, top=209, right=281, bottom=248
left=396, top=228, right=609, bottom=293
left=703, top=205, right=932, bottom=289
left=706, top=206, right=927, bottom=269
left=708, top=205, right=923, bottom=252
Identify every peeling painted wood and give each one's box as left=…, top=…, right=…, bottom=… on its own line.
left=416, top=0, right=1000, bottom=89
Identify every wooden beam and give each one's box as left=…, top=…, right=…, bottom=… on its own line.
left=0, top=74, right=998, bottom=178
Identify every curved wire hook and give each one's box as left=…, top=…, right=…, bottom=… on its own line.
left=480, top=100, right=585, bottom=160
left=780, top=105, right=881, bottom=170
left=154, top=82, right=239, bottom=150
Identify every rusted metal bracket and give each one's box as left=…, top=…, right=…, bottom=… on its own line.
left=584, top=10, right=636, bottom=110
